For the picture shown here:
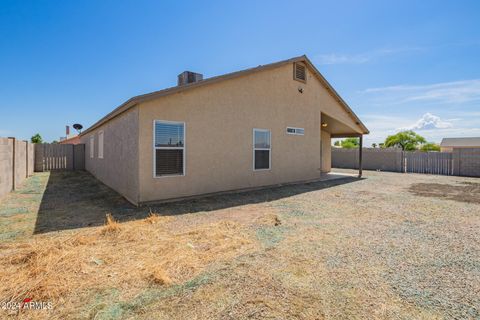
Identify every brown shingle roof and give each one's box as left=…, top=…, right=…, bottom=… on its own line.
left=440, top=137, right=480, bottom=147
left=81, top=55, right=368, bottom=136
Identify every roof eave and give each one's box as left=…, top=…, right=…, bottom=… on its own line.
left=81, top=54, right=369, bottom=136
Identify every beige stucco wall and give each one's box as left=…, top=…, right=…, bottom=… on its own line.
left=80, top=107, right=140, bottom=204
left=137, top=62, right=360, bottom=202
left=321, top=130, right=331, bottom=172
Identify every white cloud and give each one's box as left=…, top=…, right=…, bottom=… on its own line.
left=362, top=79, right=480, bottom=105
left=360, top=113, right=480, bottom=145
left=315, top=47, right=424, bottom=65
left=316, top=53, right=370, bottom=65
left=355, top=78, right=480, bottom=145
left=401, top=113, right=453, bottom=130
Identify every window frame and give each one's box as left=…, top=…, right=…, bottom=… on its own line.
left=89, top=135, right=94, bottom=158
left=253, top=128, right=271, bottom=171
left=152, top=120, right=186, bottom=178
left=286, top=127, right=305, bottom=135
left=98, top=130, right=104, bottom=159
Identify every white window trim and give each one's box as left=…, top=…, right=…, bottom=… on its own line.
left=98, top=130, right=104, bottom=159
left=89, top=135, right=94, bottom=158
left=253, top=128, right=271, bottom=171
left=153, top=120, right=186, bottom=178
left=286, top=127, right=305, bottom=135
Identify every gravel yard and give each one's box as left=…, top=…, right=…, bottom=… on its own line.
left=0, top=169, right=479, bottom=319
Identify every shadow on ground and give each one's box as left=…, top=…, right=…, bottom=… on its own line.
left=34, top=171, right=361, bottom=234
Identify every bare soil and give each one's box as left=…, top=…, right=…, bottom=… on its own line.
left=409, top=181, right=480, bottom=204
left=0, top=169, right=479, bottom=319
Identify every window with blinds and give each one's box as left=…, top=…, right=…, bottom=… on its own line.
left=253, top=129, right=271, bottom=170
left=154, top=121, right=185, bottom=176
left=293, top=62, right=306, bottom=82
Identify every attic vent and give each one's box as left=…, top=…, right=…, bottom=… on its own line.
left=294, top=63, right=306, bottom=82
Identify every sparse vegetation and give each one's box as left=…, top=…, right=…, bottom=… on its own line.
left=334, top=137, right=359, bottom=149
left=0, top=170, right=479, bottom=319
left=384, top=130, right=426, bottom=150
left=30, top=133, right=42, bottom=144
left=101, top=213, right=121, bottom=234
left=420, top=142, right=441, bottom=152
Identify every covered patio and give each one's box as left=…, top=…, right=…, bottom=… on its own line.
left=321, top=112, right=364, bottom=177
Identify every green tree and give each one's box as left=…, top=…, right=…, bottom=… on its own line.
left=340, top=137, right=359, bottom=149
left=371, top=143, right=377, bottom=148
left=384, top=131, right=426, bottom=151
left=420, top=142, right=440, bottom=152
left=333, top=140, right=341, bottom=146
left=31, top=133, right=43, bottom=144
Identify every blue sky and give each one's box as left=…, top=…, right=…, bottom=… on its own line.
left=1, top=0, right=479, bottom=145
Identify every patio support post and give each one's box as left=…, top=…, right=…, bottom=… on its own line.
left=358, top=135, right=363, bottom=178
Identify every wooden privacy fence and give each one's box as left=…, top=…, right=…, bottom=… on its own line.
left=34, top=144, right=85, bottom=172
left=404, top=151, right=453, bottom=175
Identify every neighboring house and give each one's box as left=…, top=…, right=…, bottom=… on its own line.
left=59, top=126, right=81, bottom=145
left=79, top=55, right=368, bottom=205
left=440, top=137, right=480, bottom=152
left=59, top=135, right=81, bottom=145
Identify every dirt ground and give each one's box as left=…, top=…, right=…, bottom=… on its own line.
left=0, top=170, right=479, bottom=319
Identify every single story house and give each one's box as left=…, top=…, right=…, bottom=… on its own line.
left=440, top=137, right=480, bottom=152
left=79, top=55, right=368, bottom=205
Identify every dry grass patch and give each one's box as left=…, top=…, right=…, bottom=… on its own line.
left=256, top=213, right=281, bottom=226
left=0, top=213, right=256, bottom=318
left=149, top=268, right=173, bottom=286
left=101, top=213, right=121, bottom=235
left=144, top=211, right=163, bottom=224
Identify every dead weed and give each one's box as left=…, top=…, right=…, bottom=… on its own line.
left=0, top=214, right=256, bottom=317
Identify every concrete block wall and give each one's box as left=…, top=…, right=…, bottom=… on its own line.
left=0, top=137, right=35, bottom=200
left=332, top=148, right=404, bottom=172
left=364, top=148, right=404, bottom=172
left=27, top=143, right=34, bottom=176
left=0, top=138, right=14, bottom=199
left=332, top=148, right=360, bottom=169
left=14, top=140, right=28, bottom=189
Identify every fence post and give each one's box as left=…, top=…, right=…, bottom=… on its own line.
left=72, top=144, right=75, bottom=170
left=358, top=135, right=363, bottom=177
left=8, top=137, right=16, bottom=190
left=25, top=141, right=28, bottom=178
